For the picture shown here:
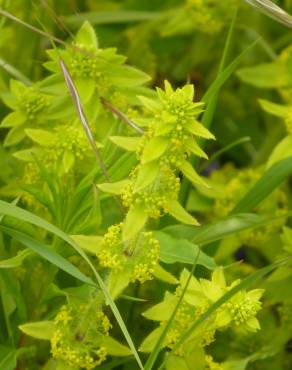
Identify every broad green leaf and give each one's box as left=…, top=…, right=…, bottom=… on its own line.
left=0, top=249, right=32, bottom=269
left=155, top=231, right=216, bottom=269
left=110, top=65, right=151, bottom=87
left=167, top=200, right=199, bottom=226
left=123, top=205, right=148, bottom=240
left=70, top=235, right=103, bottom=254
left=139, top=327, right=164, bottom=353
left=153, top=265, right=178, bottom=284
left=185, top=137, right=208, bottom=158
left=237, top=62, right=291, bottom=88
left=138, top=95, right=161, bottom=112
left=108, top=270, right=131, bottom=299
left=4, top=125, right=25, bottom=147
left=267, top=135, right=292, bottom=168
left=143, top=296, right=176, bottom=321
left=19, top=321, right=54, bottom=340
left=110, top=136, right=141, bottom=151
left=75, top=21, right=98, bottom=50
left=103, top=336, right=132, bottom=357
left=259, top=99, right=289, bottom=118
left=179, top=160, right=208, bottom=187
left=231, top=156, right=292, bottom=214
left=134, top=161, right=159, bottom=191
left=25, top=129, right=55, bottom=146
left=165, top=355, right=191, bottom=370
left=184, top=121, right=215, bottom=140
left=98, top=179, right=130, bottom=195
left=13, top=148, right=39, bottom=162
left=222, top=358, right=249, bottom=370
left=141, top=137, right=169, bottom=163
left=1, top=111, right=25, bottom=128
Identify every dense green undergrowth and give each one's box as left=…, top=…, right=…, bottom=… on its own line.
left=0, top=1, right=292, bottom=370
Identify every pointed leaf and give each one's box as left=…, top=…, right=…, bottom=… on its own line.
left=110, top=136, right=141, bottom=151
left=141, top=137, right=169, bottom=163
left=179, top=160, right=209, bottom=187
left=75, top=21, right=98, bottom=50
left=103, top=336, right=132, bottom=357
left=98, top=179, right=130, bottom=194
left=184, top=120, right=215, bottom=139
left=70, top=235, right=103, bottom=254
left=25, top=129, right=55, bottom=146
left=1, top=111, right=25, bottom=128
left=167, top=200, right=199, bottom=226
left=19, top=321, right=54, bottom=340
left=123, top=205, right=148, bottom=240
left=134, top=161, right=159, bottom=191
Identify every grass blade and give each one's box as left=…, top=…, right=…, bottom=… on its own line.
left=231, top=156, right=292, bottom=214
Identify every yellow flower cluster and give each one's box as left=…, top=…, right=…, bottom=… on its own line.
left=205, top=355, right=223, bottom=370
left=51, top=303, right=111, bottom=370
left=18, top=87, right=49, bottom=121
left=121, top=166, right=180, bottom=218
left=98, top=223, right=160, bottom=283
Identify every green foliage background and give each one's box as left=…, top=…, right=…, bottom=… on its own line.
left=0, top=1, right=292, bottom=370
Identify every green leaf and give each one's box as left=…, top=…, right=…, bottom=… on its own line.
left=62, top=150, right=75, bottom=173
left=139, top=327, right=164, bottom=353
left=110, top=65, right=151, bottom=87
left=141, top=137, right=169, bottom=163
left=108, top=270, right=131, bottom=299
left=19, top=321, right=54, bottom=340
left=75, top=21, right=98, bottom=50
left=0, top=249, right=32, bottom=269
left=25, top=129, right=55, bottom=146
left=179, top=160, right=208, bottom=187
left=258, top=99, right=289, bottom=118
left=134, top=161, right=160, bottom=191
left=4, top=125, right=25, bottom=147
left=13, top=148, right=39, bottom=162
left=184, top=121, right=215, bottom=140
left=138, top=95, right=161, bottom=112
left=110, top=136, right=141, bottom=151
left=231, top=156, right=292, bottom=214
left=153, top=265, right=178, bottom=284
left=1, top=111, right=25, bottom=128
left=103, top=336, right=132, bottom=357
left=222, top=358, right=249, bottom=370
left=185, top=137, right=208, bottom=158
left=155, top=231, right=216, bottom=269
left=123, top=205, right=148, bottom=241
left=98, top=179, right=130, bottom=195
left=267, top=135, right=292, bottom=168
left=237, top=62, right=291, bottom=89
left=167, top=200, right=199, bottom=226
left=70, top=235, right=103, bottom=254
